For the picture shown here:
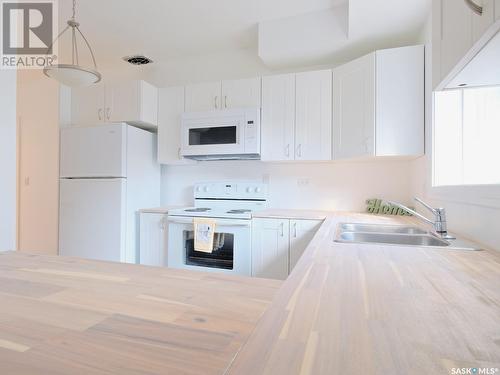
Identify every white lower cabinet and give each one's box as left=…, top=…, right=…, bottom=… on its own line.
left=139, top=212, right=168, bottom=267
left=289, top=219, right=323, bottom=271
left=252, top=218, right=322, bottom=280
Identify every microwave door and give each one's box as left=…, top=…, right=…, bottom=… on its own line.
left=182, top=122, right=245, bottom=156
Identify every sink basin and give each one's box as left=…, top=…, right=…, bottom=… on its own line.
left=335, top=222, right=480, bottom=250
left=338, top=232, right=450, bottom=247
left=339, top=223, right=427, bottom=235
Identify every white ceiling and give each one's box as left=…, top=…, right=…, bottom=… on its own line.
left=57, top=0, right=431, bottom=70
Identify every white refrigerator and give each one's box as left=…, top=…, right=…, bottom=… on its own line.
left=59, top=123, right=160, bottom=263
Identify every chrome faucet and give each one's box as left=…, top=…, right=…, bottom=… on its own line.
left=387, top=198, right=455, bottom=239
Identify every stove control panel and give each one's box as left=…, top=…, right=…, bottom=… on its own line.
left=194, top=181, right=268, bottom=200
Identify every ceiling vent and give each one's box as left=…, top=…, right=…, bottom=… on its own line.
left=123, top=55, right=153, bottom=66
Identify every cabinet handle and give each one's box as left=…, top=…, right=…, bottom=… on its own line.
left=296, top=144, right=302, bottom=158
left=106, top=107, right=111, bottom=120
left=98, top=108, right=103, bottom=121
left=464, top=0, right=483, bottom=15
left=285, top=144, right=290, bottom=158
left=293, top=222, right=297, bottom=238
left=224, top=95, right=228, bottom=109
left=178, top=147, right=182, bottom=160
left=215, top=96, right=219, bottom=109
left=280, top=222, right=284, bottom=237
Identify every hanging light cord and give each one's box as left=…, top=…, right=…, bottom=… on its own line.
left=44, top=0, right=99, bottom=69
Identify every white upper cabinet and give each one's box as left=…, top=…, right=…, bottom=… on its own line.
left=261, top=74, right=296, bottom=161
left=441, top=0, right=474, bottom=79
left=252, top=218, right=289, bottom=280
left=333, top=54, right=375, bottom=159
left=106, top=81, right=158, bottom=127
left=436, top=0, right=498, bottom=88
left=71, top=80, right=158, bottom=128
left=261, top=70, right=332, bottom=162
left=185, top=78, right=261, bottom=112
left=221, top=78, right=261, bottom=109
left=289, top=219, right=322, bottom=272
left=71, top=82, right=106, bottom=125
left=185, top=81, right=222, bottom=112
left=158, top=86, right=194, bottom=165
left=295, top=70, right=333, bottom=161
left=333, top=45, right=424, bottom=159
left=472, top=0, right=496, bottom=41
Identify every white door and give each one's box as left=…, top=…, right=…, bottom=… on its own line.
left=106, top=81, right=139, bottom=123
left=59, top=178, right=126, bottom=262
left=289, top=219, right=322, bottom=273
left=441, top=0, right=473, bottom=79
left=139, top=213, right=168, bottom=266
left=221, top=78, right=261, bottom=109
left=252, top=218, right=289, bottom=280
left=60, top=124, right=127, bottom=178
left=472, top=0, right=495, bottom=42
left=261, top=74, right=296, bottom=161
left=71, top=83, right=105, bottom=125
left=295, top=70, right=332, bottom=161
left=185, top=81, right=222, bottom=112
left=158, top=86, right=194, bottom=164
left=333, top=53, right=375, bottom=159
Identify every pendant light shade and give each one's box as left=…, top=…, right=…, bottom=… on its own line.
left=43, top=0, right=101, bottom=87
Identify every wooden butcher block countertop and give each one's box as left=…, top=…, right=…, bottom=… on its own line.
left=227, top=212, right=500, bottom=375
left=0, top=252, right=281, bottom=375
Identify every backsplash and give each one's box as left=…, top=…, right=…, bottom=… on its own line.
left=160, top=159, right=413, bottom=211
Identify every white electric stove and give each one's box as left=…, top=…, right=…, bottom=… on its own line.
left=167, top=181, right=268, bottom=276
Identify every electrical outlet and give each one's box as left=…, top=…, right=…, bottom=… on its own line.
left=297, top=178, right=309, bottom=187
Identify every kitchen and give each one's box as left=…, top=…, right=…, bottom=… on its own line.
left=1, top=0, right=500, bottom=374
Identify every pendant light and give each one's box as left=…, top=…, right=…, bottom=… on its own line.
left=43, top=0, right=101, bottom=87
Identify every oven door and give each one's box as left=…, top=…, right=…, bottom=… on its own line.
left=167, top=217, right=251, bottom=276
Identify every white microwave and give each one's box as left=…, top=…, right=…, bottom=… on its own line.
left=180, top=108, right=261, bottom=160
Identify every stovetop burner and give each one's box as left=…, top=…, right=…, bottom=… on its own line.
left=184, top=208, right=211, bottom=212
left=227, top=209, right=252, bottom=214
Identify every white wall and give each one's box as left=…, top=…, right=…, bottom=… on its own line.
left=411, top=14, right=500, bottom=251
left=0, top=70, right=17, bottom=251
left=17, top=70, right=60, bottom=255
left=161, top=159, right=413, bottom=211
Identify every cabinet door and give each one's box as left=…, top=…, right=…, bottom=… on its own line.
left=221, top=77, right=261, bottom=109
left=472, top=0, right=495, bottom=41
left=333, top=54, right=375, bottom=159
left=139, top=213, right=168, bottom=267
left=441, top=0, right=473, bottom=79
left=185, top=81, right=222, bottom=112
left=158, top=87, right=194, bottom=165
left=71, top=83, right=105, bottom=125
left=139, top=81, right=159, bottom=126
left=289, top=220, right=322, bottom=272
left=252, top=219, right=289, bottom=280
left=261, top=74, right=295, bottom=161
left=295, top=70, right=332, bottom=161
left=106, top=81, right=138, bottom=123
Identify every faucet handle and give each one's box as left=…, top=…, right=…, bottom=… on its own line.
left=414, top=197, right=438, bottom=215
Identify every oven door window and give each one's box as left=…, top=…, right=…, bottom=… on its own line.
left=188, top=126, right=237, bottom=146
left=184, top=230, right=234, bottom=270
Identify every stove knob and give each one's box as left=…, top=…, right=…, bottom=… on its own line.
left=246, top=187, right=252, bottom=193
left=195, top=186, right=201, bottom=192
left=255, top=187, right=262, bottom=193
left=203, top=186, right=210, bottom=192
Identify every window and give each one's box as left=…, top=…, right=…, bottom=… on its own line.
left=433, top=86, right=500, bottom=186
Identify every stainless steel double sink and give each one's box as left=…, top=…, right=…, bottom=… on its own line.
left=335, top=223, right=480, bottom=251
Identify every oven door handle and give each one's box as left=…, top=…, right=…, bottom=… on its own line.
left=167, top=217, right=251, bottom=227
